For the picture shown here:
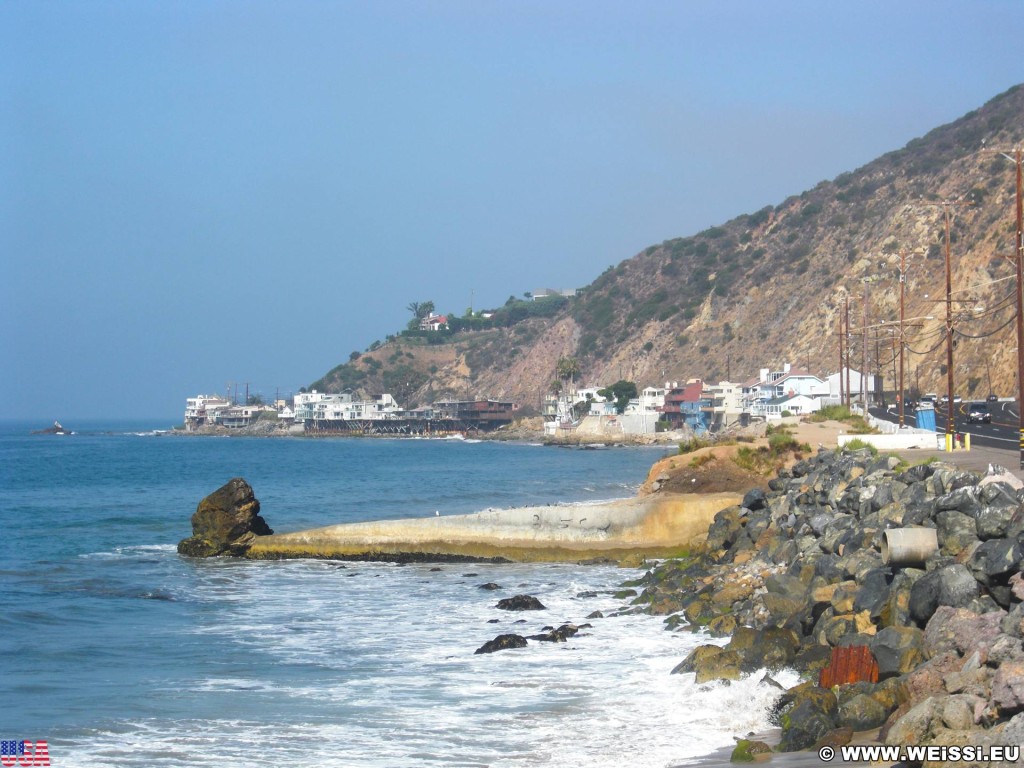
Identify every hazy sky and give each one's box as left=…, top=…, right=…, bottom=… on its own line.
left=3, top=1, right=1022, bottom=421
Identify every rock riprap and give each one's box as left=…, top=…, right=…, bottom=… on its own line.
left=177, top=478, right=274, bottom=557
left=628, top=448, right=1024, bottom=760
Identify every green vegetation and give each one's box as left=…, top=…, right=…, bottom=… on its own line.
left=734, top=430, right=812, bottom=475
left=809, top=405, right=878, bottom=434
left=842, top=438, right=878, bottom=456
left=678, top=436, right=712, bottom=455
left=598, top=380, right=638, bottom=414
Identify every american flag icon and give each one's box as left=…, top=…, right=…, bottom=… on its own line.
left=0, top=743, right=21, bottom=757
left=0, top=740, right=49, bottom=766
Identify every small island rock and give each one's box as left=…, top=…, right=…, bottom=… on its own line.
left=177, top=478, right=273, bottom=557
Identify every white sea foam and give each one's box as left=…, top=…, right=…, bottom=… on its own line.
left=53, top=559, right=796, bottom=767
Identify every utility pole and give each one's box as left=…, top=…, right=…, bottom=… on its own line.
left=918, top=199, right=971, bottom=442
left=844, top=297, right=852, bottom=408
left=837, top=306, right=845, bottom=406
left=863, top=279, right=869, bottom=414
left=899, top=250, right=907, bottom=427
left=944, top=206, right=955, bottom=439
left=895, top=250, right=926, bottom=427
left=992, top=148, right=1024, bottom=470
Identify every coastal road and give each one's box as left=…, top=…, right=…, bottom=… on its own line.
left=871, top=400, right=1020, bottom=451
left=867, top=400, right=1024, bottom=480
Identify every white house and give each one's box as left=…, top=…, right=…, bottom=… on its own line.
left=213, top=404, right=275, bottom=429
left=532, top=288, right=576, bottom=300
left=184, top=394, right=232, bottom=431
left=758, top=394, right=821, bottom=420
left=704, top=381, right=744, bottom=427
left=293, top=391, right=336, bottom=423
left=743, top=363, right=829, bottom=415
left=419, top=313, right=449, bottom=331
left=826, top=368, right=877, bottom=402
left=306, top=393, right=401, bottom=424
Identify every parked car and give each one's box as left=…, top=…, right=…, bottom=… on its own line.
left=953, top=395, right=963, bottom=403
left=969, top=403, right=992, bottom=423
left=987, top=393, right=999, bottom=402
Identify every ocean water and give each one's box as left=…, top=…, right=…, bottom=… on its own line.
left=0, top=420, right=794, bottom=767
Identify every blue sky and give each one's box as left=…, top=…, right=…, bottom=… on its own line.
left=3, top=1, right=1022, bottom=421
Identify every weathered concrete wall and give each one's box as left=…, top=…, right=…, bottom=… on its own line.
left=837, top=432, right=941, bottom=451
left=246, top=492, right=740, bottom=563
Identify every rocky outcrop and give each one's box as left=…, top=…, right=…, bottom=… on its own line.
left=475, top=634, right=528, bottom=654
left=631, top=448, right=1024, bottom=759
left=177, top=478, right=273, bottom=557
left=496, top=594, right=546, bottom=611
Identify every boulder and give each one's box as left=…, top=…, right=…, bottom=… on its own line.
left=838, top=693, right=890, bottom=731
left=967, top=538, right=1023, bottom=586
left=475, top=634, right=528, bottom=654
left=528, top=623, right=583, bottom=642
left=936, top=510, right=979, bottom=556
left=672, top=644, right=728, bottom=675
left=776, top=683, right=838, bottom=752
left=923, top=607, right=1006, bottom=659
left=496, top=595, right=546, bottom=611
left=870, top=625, right=924, bottom=679
left=729, top=738, right=772, bottom=762
left=177, top=478, right=273, bottom=557
left=991, top=661, right=1024, bottom=715
left=884, top=696, right=945, bottom=746
left=693, top=649, right=742, bottom=683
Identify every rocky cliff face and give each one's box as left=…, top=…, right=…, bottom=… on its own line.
left=314, top=84, right=1024, bottom=411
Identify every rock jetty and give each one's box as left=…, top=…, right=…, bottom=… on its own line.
left=630, top=447, right=1024, bottom=761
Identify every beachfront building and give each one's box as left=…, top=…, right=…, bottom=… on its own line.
left=662, top=380, right=712, bottom=433
left=704, top=381, right=744, bottom=429
left=213, top=404, right=276, bottom=429
left=303, top=393, right=401, bottom=426
left=184, top=394, right=233, bottom=431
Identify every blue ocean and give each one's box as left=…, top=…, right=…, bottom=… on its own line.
left=0, top=421, right=792, bottom=767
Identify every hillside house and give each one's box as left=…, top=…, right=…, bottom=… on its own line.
left=419, top=313, right=449, bottom=331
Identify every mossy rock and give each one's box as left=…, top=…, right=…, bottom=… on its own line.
left=730, top=738, right=772, bottom=762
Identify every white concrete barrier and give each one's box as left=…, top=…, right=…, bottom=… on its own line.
left=837, top=431, right=941, bottom=450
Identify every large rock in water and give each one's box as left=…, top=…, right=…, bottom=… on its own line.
left=177, top=478, right=273, bottom=557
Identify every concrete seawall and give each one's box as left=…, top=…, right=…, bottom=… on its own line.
left=246, top=492, right=741, bottom=563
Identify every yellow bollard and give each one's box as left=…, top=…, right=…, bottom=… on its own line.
left=965, top=432, right=971, bottom=451
left=945, top=433, right=953, bottom=452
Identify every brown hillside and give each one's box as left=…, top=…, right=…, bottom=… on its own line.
left=313, top=84, right=1024, bottom=410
